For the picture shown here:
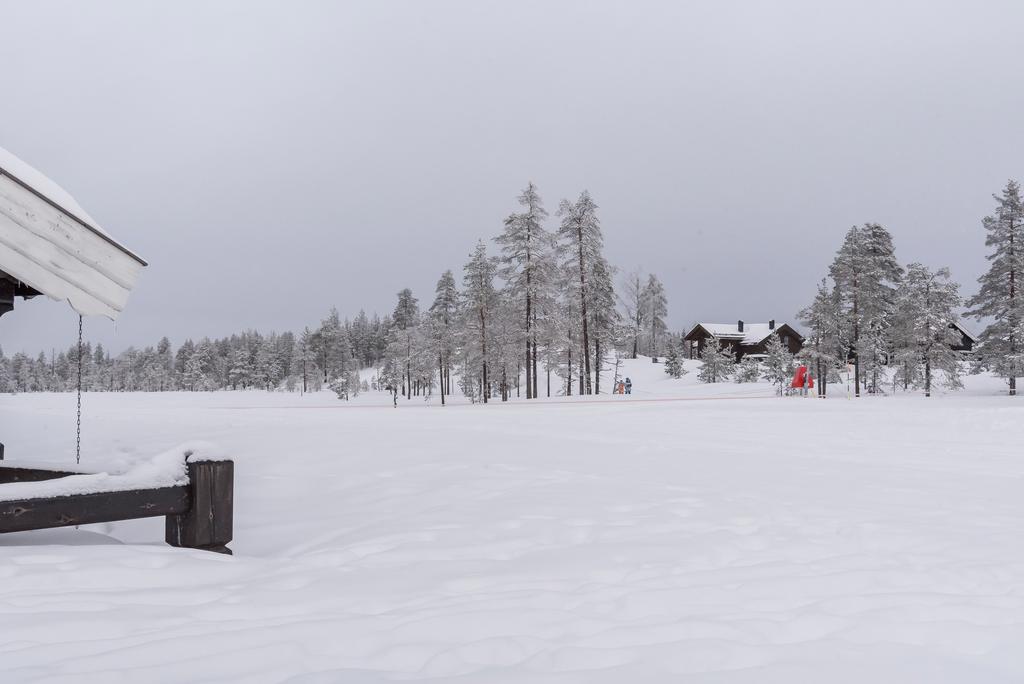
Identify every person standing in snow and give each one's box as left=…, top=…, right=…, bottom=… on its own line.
left=625, top=377, right=632, bottom=395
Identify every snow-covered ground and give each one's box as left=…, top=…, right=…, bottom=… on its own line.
left=2, top=358, right=1024, bottom=682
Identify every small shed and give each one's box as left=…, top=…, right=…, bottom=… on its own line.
left=684, top=320, right=804, bottom=361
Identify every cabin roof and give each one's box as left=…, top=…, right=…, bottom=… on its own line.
left=0, top=145, right=146, bottom=319
left=951, top=320, right=978, bottom=343
left=685, top=322, right=803, bottom=345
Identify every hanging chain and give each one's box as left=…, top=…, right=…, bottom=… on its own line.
left=76, top=314, right=83, bottom=465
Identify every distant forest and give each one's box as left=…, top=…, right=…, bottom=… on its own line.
left=0, top=184, right=671, bottom=401
left=3, top=179, right=1024, bottom=399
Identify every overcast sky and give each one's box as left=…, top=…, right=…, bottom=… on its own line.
left=2, top=0, right=1022, bottom=354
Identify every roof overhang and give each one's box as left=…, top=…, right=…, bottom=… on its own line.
left=0, top=149, right=146, bottom=320
left=951, top=320, right=978, bottom=343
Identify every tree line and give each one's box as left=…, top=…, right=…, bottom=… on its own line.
left=660, top=179, right=1021, bottom=398
left=791, top=181, right=1024, bottom=397
left=0, top=184, right=672, bottom=400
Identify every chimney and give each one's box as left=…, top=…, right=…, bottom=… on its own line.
left=769, top=319, right=776, bottom=330
left=737, top=320, right=744, bottom=333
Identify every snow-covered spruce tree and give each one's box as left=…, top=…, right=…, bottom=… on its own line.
left=461, top=240, right=499, bottom=403
left=488, top=290, right=523, bottom=401
left=621, top=269, right=646, bottom=359
left=734, top=357, right=760, bottom=383
left=310, top=308, right=351, bottom=383
left=557, top=190, right=606, bottom=395
left=966, top=180, right=1024, bottom=396
left=495, top=182, right=553, bottom=400
left=427, top=270, right=459, bottom=405
left=552, top=257, right=582, bottom=395
left=641, top=274, right=668, bottom=357
left=0, top=347, right=11, bottom=393
left=294, top=327, right=317, bottom=393
left=889, top=276, right=924, bottom=392
left=390, top=289, right=420, bottom=399
left=761, top=334, right=794, bottom=394
left=698, top=336, right=734, bottom=383
left=829, top=223, right=902, bottom=396
left=664, top=339, right=684, bottom=378
left=330, top=368, right=360, bottom=400
left=535, top=276, right=567, bottom=398
left=797, top=278, right=843, bottom=397
left=378, top=355, right=401, bottom=406
left=895, top=263, right=964, bottom=396
left=588, top=255, right=619, bottom=393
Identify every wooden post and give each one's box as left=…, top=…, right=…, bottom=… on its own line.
left=166, top=459, right=233, bottom=555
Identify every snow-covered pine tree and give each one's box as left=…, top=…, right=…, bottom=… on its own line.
left=621, top=269, right=646, bottom=359
left=664, top=339, right=685, bottom=378
left=330, top=371, right=357, bottom=400
left=489, top=290, right=523, bottom=401
left=379, top=355, right=401, bottom=407
left=428, top=270, right=459, bottom=405
left=227, top=347, right=249, bottom=389
left=495, top=182, right=553, bottom=400
left=294, top=327, right=317, bottom=393
left=311, top=308, right=350, bottom=383
left=797, top=278, right=843, bottom=397
left=966, top=180, right=1024, bottom=396
left=588, top=255, right=618, bottom=393
left=734, top=357, right=759, bottom=383
left=391, top=289, right=419, bottom=399
left=896, top=263, right=964, bottom=396
left=0, top=346, right=11, bottom=393
left=552, top=246, right=583, bottom=396
left=761, top=334, right=794, bottom=394
left=829, top=223, right=902, bottom=395
left=461, top=240, right=498, bottom=403
left=155, top=336, right=174, bottom=391
left=889, top=274, right=924, bottom=392
left=641, top=274, right=668, bottom=357
left=557, top=190, right=606, bottom=395
left=698, top=335, right=734, bottom=383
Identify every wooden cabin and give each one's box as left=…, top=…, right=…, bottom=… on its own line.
left=950, top=321, right=977, bottom=353
left=683, top=320, right=804, bottom=361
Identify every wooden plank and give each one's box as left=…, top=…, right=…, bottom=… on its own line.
left=0, top=175, right=144, bottom=318
left=166, top=461, right=233, bottom=555
left=0, top=174, right=144, bottom=281
left=0, top=486, right=189, bottom=533
left=0, top=166, right=146, bottom=266
left=0, top=467, right=78, bottom=484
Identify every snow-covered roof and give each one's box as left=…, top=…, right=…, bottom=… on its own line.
left=0, top=144, right=146, bottom=319
left=688, top=322, right=796, bottom=345
left=951, top=320, right=978, bottom=343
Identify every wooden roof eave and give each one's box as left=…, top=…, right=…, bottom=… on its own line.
left=0, top=167, right=147, bottom=268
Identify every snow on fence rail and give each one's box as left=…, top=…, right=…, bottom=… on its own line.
left=0, top=442, right=233, bottom=553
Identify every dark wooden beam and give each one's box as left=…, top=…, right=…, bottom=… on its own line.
left=166, top=460, right=234, bottom=555
left=0, top=460, right=234, bottom=553
left=0, top=467, right=79, bottom=484
left=0, top=486, right=189, bottom=533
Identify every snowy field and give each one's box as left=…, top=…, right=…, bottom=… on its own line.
left=2, top=359, right=1024, bottom=683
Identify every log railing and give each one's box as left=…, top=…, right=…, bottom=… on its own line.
left=0, top=459, right=233, bottom=554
